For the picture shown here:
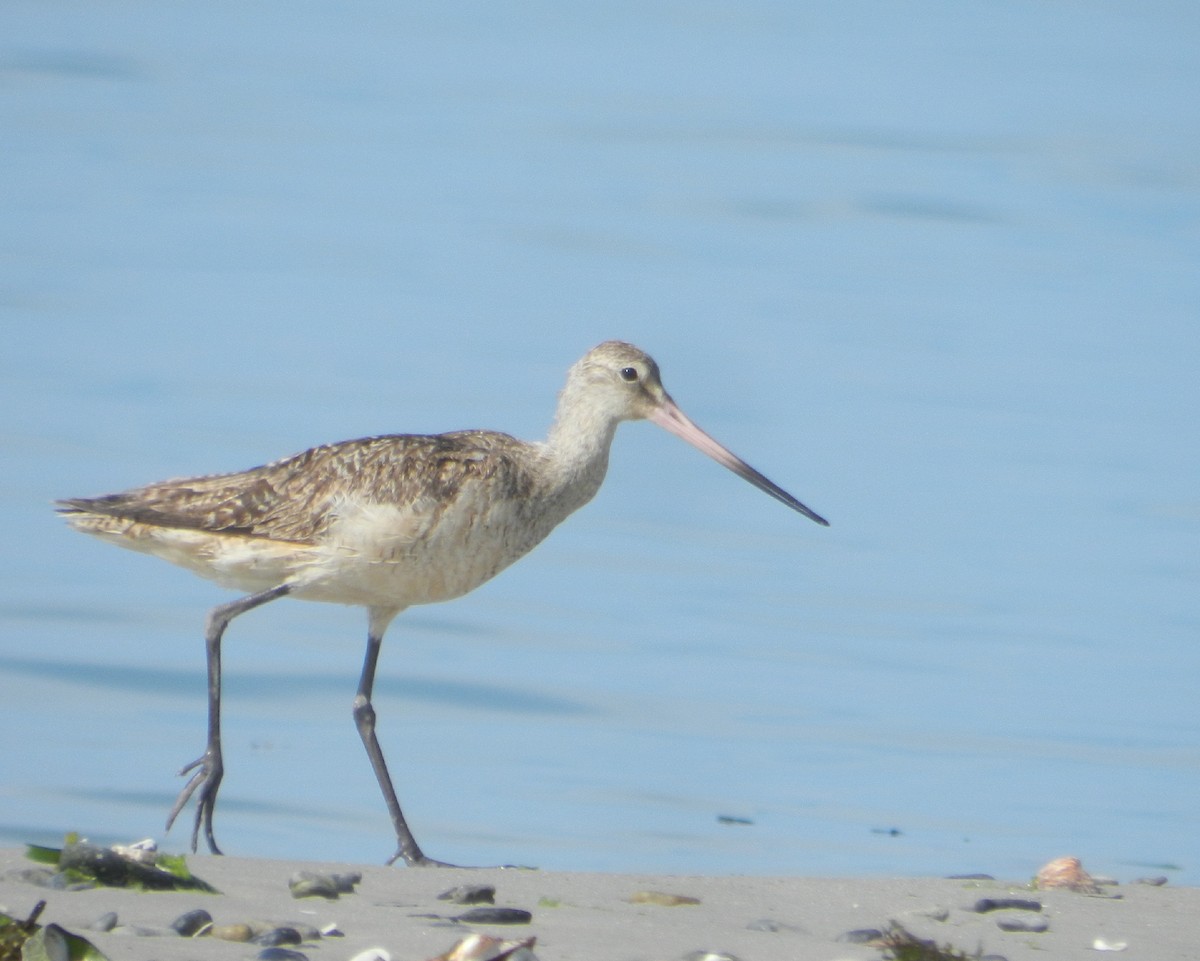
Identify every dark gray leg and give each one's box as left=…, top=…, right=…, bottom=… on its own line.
left=353, top=609, right=456, bottom=867
left=166, top=584, right=291, bottom=853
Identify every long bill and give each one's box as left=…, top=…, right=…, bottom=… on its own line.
left=648, top=397, right=830, bottom=527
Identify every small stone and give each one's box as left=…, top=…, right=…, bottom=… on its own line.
left=319, top=922, right=344, bottom=937
left=171, top=908, right=213, bottom=937
left=1093, top=938, right=1129, bottom=952
left=210, top=923, right=255, bottom=942
left=287, top=870, right=359, bottom=898
left=973, top=897, right=1042, bottom=913
left=257, top=949, right=309, bottom=961
left=289, top=873, right=340, bottom=899
left=454, top=907, right=533, bottom=925
left=439, top=884, right=496, bottom=904
left=682, top=953, right=740, bottom=961
left=88, top=911, right=118, bottom=932
left=837, top=928, right=883, bottom=944
left=252, top=926, right=303, bottom=946
left=330, top=872, right=362, bottom=893
left=1134, top=876, right=1168, bottom=886
left=628, top=891, right=701, bottom=906
left=996, top=915, right=1049, bottom=933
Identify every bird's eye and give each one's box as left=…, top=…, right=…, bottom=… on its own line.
left=619, top=367, right=639, bottom=383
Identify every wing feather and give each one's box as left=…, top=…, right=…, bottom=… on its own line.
left=57, top=431, right=539, bottom=545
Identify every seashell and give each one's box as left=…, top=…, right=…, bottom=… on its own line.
left=347, top=949, right=391, bottom=961
left=111, top=838, right=159, bottom=865
left=1035, top=856, right=1100, bottom=893
left=427, top=933, right=537, bottom=961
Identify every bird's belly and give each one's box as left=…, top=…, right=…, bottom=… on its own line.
left=289, top=498, right=556, bottom=609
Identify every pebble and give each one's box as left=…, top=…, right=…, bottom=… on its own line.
left=256, top=949, right=309, bottom=961
left=972, top=897, right=1042, bottom=913
left=210, top=922, right=255, bottom=942
left=1134, top=876, right=1168, bottom=886
left=682, top=952, right=741, bottom=961
left=171, top=908, right=213, bottom=936
left=288, top=870, right=362, bottom=899
left=836, top=928, right=883, bottom=944
left=439, top=884, right=497, bottom=905
left=252, top=926, right=304, bottom=947
left=88, top=911, right=118, bottom=932
left=454, top=907, right=533, bottom=925
left=628, top=891, right=701, bottom=906
left=996, top=914, right=1049, bottom=933
left=1093, top=938, right=1129, bottom=952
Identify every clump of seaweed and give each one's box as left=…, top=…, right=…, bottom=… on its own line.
left=25, top=833, right=217, bottom=892
left=0, top=900, right=111, bottom=961
left=879, top=922, right=984, bottom=961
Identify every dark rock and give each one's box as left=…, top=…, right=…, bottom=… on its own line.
left=438, top=884, right=496, bottom=904
left=454, top=907, right=533, bottom=925
left=252, top=927, right=303, bottom=947
left=973, top=897, right=1042, bottom=913
left=171, top=908, right=213, bottom=937
left=288, top=870, right=359, bottom=899
left=837, top=928, right=883, bottom=944
left=996, top=915, right=1049, bottom=933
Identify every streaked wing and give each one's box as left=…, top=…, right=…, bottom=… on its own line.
left=57, top=431, right=537, bottom=544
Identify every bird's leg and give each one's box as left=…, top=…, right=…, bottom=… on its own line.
left=354, top=608, right=456, bottom=867
left=166, top=584, right=291, bottom=854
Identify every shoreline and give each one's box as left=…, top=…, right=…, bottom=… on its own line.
left=2, top=848, right=1196, bottom=960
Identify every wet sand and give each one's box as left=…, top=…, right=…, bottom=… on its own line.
left=1, top=848, right=1195, bottom=961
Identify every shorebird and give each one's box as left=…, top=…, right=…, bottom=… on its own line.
left=58, top=340, right=828, bottom=867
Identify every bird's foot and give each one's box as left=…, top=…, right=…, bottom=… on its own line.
left=166, top=750, right=224, bottom=855
left=386, top=847, right=535, bottom=870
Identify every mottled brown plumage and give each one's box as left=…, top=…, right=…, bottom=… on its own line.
left=59, top=430, right=538, bottom=544
left=57, top=340, right=827, bottom=867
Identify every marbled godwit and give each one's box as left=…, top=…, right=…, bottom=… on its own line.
left=57, top=340, right=828, bottom=867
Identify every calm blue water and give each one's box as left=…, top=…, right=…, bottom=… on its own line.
left=2, top=2, right=1198, bottom=883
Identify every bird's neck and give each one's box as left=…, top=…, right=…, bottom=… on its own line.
left=542, top=390, right=621, bottom=501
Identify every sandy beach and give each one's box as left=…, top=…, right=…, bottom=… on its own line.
left=1, top=847, right=1195, bottom=961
